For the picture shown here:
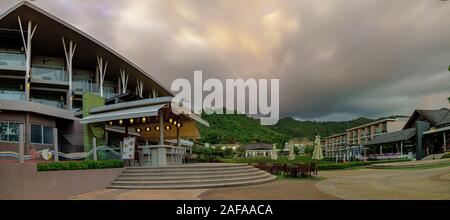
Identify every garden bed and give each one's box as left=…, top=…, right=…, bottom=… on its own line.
left=37, top=160, right=123, bottom=171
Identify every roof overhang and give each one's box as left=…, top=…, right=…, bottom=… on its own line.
left=81, top=104, right=166, bottom=124
left=81, top=97, right=209, bottom=127
left=423, top=126, right=450, bottom=135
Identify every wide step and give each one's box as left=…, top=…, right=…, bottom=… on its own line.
left=109, top=163, right=276, bottom=189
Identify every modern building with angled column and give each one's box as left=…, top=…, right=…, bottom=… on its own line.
left=0, top=1, right=207, bottom=163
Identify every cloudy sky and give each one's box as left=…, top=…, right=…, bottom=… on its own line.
left=1, top=0, right=449, bottom=121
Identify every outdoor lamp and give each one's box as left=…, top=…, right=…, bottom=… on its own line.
left=165, top=125, right=171, bottom=131
left=173, top=120, right=177, bottom=126
left=119, top=119, right=123, bottom=125
left=155, top=126, right=160, bottom=131
left=145, top=127, right=151, bottom=132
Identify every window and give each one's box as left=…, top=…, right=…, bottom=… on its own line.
left=31, top=124, right=54, bottom=145
left=43, top=126, right=54, bottom=144
left=0, top=122, right=22, bottom=142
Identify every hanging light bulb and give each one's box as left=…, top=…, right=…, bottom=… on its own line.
left=130, top=118, right=134, bottom=124
left=177, top=122, right=183, bottom=128
left=142, top=117, right=146, bottom=123
left=168, top=118, right=173, bottom=124
left=136, top=128, right=142, bottom=133
left=119, top=119, right=123, bottom=125
left=173, top=120, right=177, bottom=126
left=165, top=125, right=171, bottom=131
left=145, top=127, right=151, bottom=132
left=155, top=126, right=160, bottom=131
left=108, top=121, right=113, bottom=126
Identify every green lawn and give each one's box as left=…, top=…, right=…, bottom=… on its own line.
left=378, top=162, right=450, bottom=170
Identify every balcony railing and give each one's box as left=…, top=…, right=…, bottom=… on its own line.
left=73, top=80, right=116, bottom=98
left=31, top=97, right=64, bottom=109
left=31, top=65, right=67, bottom=82
left=0, top=52, right=26, bottom=71
left=0, top=90, right=25, bottom=101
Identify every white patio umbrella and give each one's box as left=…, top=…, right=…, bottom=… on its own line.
left=271, top=144, right=278, bottom=160
left=312, top=135, right=324, bottom=160
left=288, top=143, right=295, bottom=160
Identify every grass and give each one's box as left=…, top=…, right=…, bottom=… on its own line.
left=379, top=162, right=450, bottom=170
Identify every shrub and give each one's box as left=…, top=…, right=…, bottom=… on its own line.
left=37, top=160, right=123, bottom=171
left=442, top=153, right=450, bottom=159
left=317, top=158, right=410, bottom=170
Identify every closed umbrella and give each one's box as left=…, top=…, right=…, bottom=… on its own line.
left=271, top=144, right=278, bottom=160
left=312, top=135, right=324, bottom=160
left=288, top=144, right=295, bottom=160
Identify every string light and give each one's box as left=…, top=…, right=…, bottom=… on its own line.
left=165, top=125, right=171, bottom=131
left=119, top=119, right=123, bottom=125
left=142, top=117, right=146, bottom=123
left=155, top=126, right=160, bottom=131
left=145, top=127, right=151, bottom=132
left=130, top=118, right=134, bottom=124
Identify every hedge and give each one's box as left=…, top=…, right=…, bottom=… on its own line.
left=317, top=158, right=411, bottom=170
left=37, top=160, right=123, bottom=171
left=441, top=153, right=450, bottom=159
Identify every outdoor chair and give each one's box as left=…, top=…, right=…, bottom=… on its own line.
left=297, top=164, right=312, bottom=177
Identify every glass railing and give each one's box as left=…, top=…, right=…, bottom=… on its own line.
left=31, top=65, right=67, bottom=82
left=0, top=90, right=25, bottom=101
left=73, top=80, right=93, bottom=93
left=102, top=87, right=116, bottom=99
left=0, top=52, right=26, bottom=71
left=31, top=98, right=64, bottom=109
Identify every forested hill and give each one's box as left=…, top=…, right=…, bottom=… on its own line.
left=197, top=113, right=388, bottom=146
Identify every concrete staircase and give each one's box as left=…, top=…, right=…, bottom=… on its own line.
left=108, top=163, right=276, bottom=189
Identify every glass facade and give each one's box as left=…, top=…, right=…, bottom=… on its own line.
left=0, top=121, right=21, bottom=142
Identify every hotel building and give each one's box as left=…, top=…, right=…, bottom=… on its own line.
left=323, top=117, right=409, bottom=160
left=0, top=1, right=207, bottom=164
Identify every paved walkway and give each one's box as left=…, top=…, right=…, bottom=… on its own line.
left=72, top=166, right=450, bottom=200
left=316, top=166, right=450, bottom=200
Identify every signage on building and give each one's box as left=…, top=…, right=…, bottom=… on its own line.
left=122, top=137, right=136, bottom=160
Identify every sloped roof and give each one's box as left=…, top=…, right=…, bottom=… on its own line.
left=404, top=108, right=450, bottom=129
left=366, top=128, right=416, bottom=146
left=243, top=143, right=274, bottom=150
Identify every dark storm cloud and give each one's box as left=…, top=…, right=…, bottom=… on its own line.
left=1, top=0, right=449, bottom=121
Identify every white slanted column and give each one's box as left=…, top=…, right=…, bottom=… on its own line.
left=152, top=89, right=158, bottom=98
left=120, top=69, right=129, bottom=94
left=96, top=56, right=108, bottom=97
left=18, top=17, right=37, bottom=101
left=62, top=37, right=77, bottom=110
left=136, top=80, right=144, bottom=98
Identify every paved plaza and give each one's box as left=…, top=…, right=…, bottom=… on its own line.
left=72, top=165, right=450, bottom=200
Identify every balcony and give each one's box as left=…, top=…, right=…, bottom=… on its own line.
left=31, top=65, right=67, bottom=83
left=31, top=97, right=64, bottom=109
left=73, top=80, right=115, bottom=99
left=73, top=80, right=93, bottom=93
left=0, top=90, right=25, bottom=101
left=0, top=52, right=26, bottom=71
